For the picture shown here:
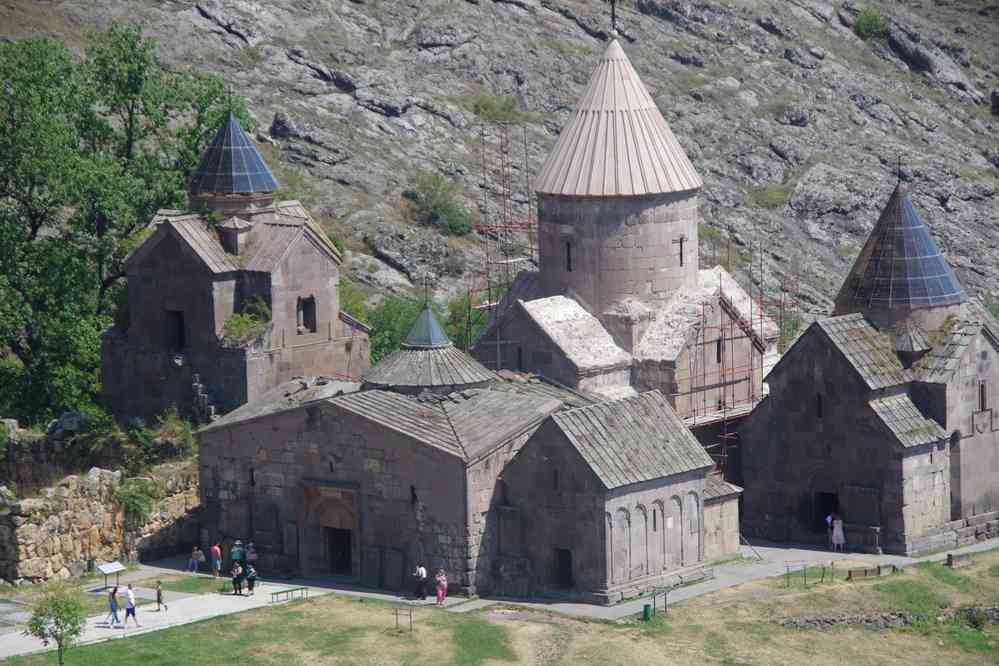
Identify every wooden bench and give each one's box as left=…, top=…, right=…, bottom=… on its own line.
left=846, top=564, right=897, bottom=581
left=270, top=587, right=309, bottom=604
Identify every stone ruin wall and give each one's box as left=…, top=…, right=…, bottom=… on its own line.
left=0, top=461, right=199, bottom=584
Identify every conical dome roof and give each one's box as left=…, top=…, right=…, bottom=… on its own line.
left=535, top=39, right=702, bottom=197
left=835, top=183, right=967, bottom=313
left=189, top=112, right=279, bottom=195
left=362, top=306, right=494, bottom=394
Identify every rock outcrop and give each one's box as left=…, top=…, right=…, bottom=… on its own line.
left=1, top=0, right=997, bottom=311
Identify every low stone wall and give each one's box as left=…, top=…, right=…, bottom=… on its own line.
left=906, top=511, right=999, bottom=556
left=779, top=607, right=999, bottom=630
left=0, top=461, right=200, bottom=583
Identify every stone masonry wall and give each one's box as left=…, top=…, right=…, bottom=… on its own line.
left=0, top=461, right=199, bottom=583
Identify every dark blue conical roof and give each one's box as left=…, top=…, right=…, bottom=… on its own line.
left=189, top=112, right=279, bottom=195
left=403, top=306, right=451, bottom=349
left=836, top=183, right=967, bottom=311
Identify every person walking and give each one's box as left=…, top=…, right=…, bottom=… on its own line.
left=123, top=584, right=141, bottom=628
left=435, top=569, right=448, bottom=607
left=825, top=513, right=834, bottom=550
left=413, top=562, right=427, bottom=600
left=211, top=542, right=222, bottom=577
left=831, top=513, right=846, bottom=553
left=246, top=541, right=258, bottom=567
left=106, top=586, right=120, bottom=628
left=231, top=563, right=244, bottom=596
left=245, top=564, right=257, bottom=596
left=155, top=581, right=168, bottom=613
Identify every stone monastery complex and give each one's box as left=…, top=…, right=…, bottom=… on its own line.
left=103, top=35, right=999, bottom=604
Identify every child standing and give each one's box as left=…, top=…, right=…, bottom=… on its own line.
left=156, top=581, right=168, bottom=612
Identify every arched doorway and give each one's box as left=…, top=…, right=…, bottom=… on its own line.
left=301, top=485, right=359, bottom=577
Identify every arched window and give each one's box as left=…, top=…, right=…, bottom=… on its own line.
left=652, top=508, right=658, bottom=532
left=979, top=381, right=988, bottom=412
left=565, top=241, right=573, bottom=273
left=816, top=393, right=823, bottom=419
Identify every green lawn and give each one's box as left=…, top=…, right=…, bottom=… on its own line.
left=7, top=549, right=999, bottom=665
left=151, top=575, right=229, bottom=596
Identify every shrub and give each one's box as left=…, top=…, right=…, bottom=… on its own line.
left=152, top=406, right=197, bottom=458
left=116, top=477, right=160, bottom=523
left=328, top=231, right=345, bottom=255
left=402, top=172, right=473, bottom=236
left=221, top=296, right=271, bottom=346
left=457, top=91, right=530, bottom=124
left=963, top=608, right=987, bottom=631
left=854, top=8, right=889, bottom=41
left=748, top=183, right=794, bottom=209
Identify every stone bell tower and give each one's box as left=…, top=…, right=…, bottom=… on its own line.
left=533, top=37, right=704, bottom=348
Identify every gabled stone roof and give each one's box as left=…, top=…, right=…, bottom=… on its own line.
left=635, top=267, right=778, bottom=362
left=534, top=39, right=702, bottom=197
left=200, top=376, right=360, bottom=433
left=332, top=390, right=463, bottom=456
left=128, top=201, right=339, bottom=276
left=915, top=319, right=980, bottom=383
left=815, top=314, right=914, bottom=390
left=869, top=394, right=946, bottom=448
left=519, top=296, right=631, bottom=372
left=834, top=183, right=967, bottom=314
left=703, top=475, right=743, bottom=502
left=189, top=112, right=279, bottom=195
left=551, top=390, right=713, bottom=491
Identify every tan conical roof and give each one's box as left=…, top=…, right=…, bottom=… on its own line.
left=535, top=39, right=702, bottom=197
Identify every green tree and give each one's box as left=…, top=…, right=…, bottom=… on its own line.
left=24, top=583, right=87, bottom=665
left=368, top=296, right=425, bottom=364
left=0, top=25, right=246, bottom=424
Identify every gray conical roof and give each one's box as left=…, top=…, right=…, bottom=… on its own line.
left=189, top=112, right=279, bottom=195
left=835, top=183, right=967, bottom=312
left=535, top=39, right=702, bottom=197
left=362, top=306, right=494, bottom=394
left=403, top=306, right=451, bottom=349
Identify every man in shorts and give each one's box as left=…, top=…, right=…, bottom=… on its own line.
left=211, top=542, right=222, bottom=577
left=124, top=584, right=141, bottom=628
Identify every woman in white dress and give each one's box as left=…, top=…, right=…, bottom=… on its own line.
left=831, top=513, right=846, bottom=553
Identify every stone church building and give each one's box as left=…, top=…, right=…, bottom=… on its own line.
left=102, top=113, right=369, bottom=421
left=472, top=38, right=779, bottom=428
left=198, top=306, right=741, bottom=604
left=741, top=182, right=999, bottom=555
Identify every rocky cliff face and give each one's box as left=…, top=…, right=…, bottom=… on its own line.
left=3, top=0, right=998, bottom=314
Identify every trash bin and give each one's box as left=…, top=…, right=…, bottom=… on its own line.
left=642, top=604, right=653, bottom=621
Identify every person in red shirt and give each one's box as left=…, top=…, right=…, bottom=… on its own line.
left=211, top=543, right=222, bottom=577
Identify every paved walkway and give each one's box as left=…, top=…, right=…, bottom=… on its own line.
left=0, top=577, right=327, bottom=660
left=2, top=537, right=996, bottom=658
left=449, top=537, right=999, bottom=621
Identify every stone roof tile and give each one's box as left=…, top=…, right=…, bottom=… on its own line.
left=552, top=390, right=713, bottom=490
left=816, top=314, right=914, bottom=390
left=869, top=394, right=946, bottom=448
